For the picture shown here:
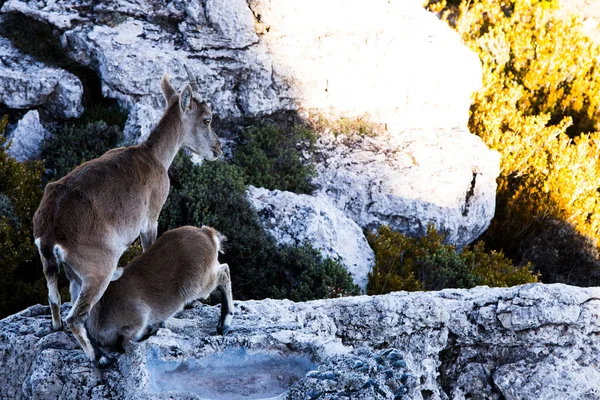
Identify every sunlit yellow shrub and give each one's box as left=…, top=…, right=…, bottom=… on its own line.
left=367, top=225, right=537, bottom=295
left=426, top=0, right=600, bottom=283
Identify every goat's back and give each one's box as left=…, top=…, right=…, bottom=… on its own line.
left=92, top=226, right=221, bottom=324
left=33, top=145, right=169, bottom=251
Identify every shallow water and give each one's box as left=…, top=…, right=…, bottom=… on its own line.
left=147, top=347, right=315, bottom=399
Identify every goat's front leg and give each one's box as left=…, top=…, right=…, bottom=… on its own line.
left=140, top=222, right=158, bottom=252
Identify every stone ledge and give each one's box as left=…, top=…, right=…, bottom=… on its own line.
left=1, top=283, right=599, bottom=399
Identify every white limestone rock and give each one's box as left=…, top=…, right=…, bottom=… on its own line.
left=248, top=0, right=482, bottom=130
left=314, top=128, right=501, bottom=248
left=2, top=284, right=600, bottom=399
left=5, top=110, right=49, bottom=162
left=182, top=0, right=259, bottom=50
left=3, top=0, right=480, bottom=131
left=247, top=186, right=374, bottom=290
left=60, top=17, right=287, bottom=135
left=0, top=36, right=83, bottom=118
left=122, top=102, right=162, bottom=143
left=493, top=356, right=600, bottom=400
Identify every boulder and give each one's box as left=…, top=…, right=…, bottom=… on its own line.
left=247, top=186, right=374, bottom=290
left=1, top=284, right=600, bottom=399
left=314, top=129, right=501, bottom=248
left=5, top=110, right=49, bottom=162
left=0, top=35, right=83, bottom=118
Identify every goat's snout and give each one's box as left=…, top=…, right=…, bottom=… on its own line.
left=212, top=143, right=223, bottom=158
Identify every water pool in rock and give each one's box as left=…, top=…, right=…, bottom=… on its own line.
left=147, top=347, right=316, bottom=399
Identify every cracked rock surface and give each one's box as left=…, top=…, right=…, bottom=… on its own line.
left=1, top=283, right=600, bottom=399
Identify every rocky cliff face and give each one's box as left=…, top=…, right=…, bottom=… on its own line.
left=1, top=284, right=599, bottom=399
left=0, top=0, right=497, bottom=253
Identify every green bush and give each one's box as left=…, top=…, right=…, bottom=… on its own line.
left=367, top=225, right=538, bottom=295
left=232, top=120, right=316, bottom=194
left=270, top=244, right=360, bottom=301
left=78, top=104, right=128, bottom=131
left=0, top=116, right=47, bottom=317
left=43, top=120, right=124, bottom=179
left=160, top=153, right=359, bottom=300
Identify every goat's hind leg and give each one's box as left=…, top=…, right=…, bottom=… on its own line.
left=41, top=256, right=63, bottom=331
left=63, top=264, right=81, bottom=303
left=115, top=312, right=152, bottom=351
left=216, top=263, right=234, bottom=335
left=65, top=271, right=114, bottom=367
left=36, top=241, right=63, bottom=331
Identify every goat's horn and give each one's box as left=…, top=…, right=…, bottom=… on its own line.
left=183, top=64, right=200, bottom=92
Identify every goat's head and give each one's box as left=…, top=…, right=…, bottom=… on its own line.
left=161, top=67, right=222, bottom=161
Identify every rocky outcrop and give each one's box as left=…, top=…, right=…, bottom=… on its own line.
left=4, top=110, right=49, bottom=161
left=247, top=186, right=375, bottom=290
left=1, top=0, right=479, bottom=130
left=0, top=0, right=496, bottom=246
left=1, top=283, right=600, bottom=399
left=0, top=35, right=83, bottom=118
left=314, top=129, right=500, bottom=248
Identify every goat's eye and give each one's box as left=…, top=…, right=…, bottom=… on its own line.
left=203, top=118, right=212, bottom=125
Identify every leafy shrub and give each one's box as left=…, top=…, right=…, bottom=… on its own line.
left=43, top=120, right=124, bottom=179
left=160, top=153, right=359, bottom=300
left=78, top=104, right=128, bottom=131
left=232, top=120, right=316, bottom=194
left=0, top=116, right=47, bottom=317
left=517, top=218, right=600, bottom=286
left=269, top=244, right=360, bottom=301
left=367, top=225, right=538, bottom=295
left=427, top=0, right=600, bottom=284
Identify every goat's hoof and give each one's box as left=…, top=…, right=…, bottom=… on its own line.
left=159, top=321, right=166, bottom=329
left=51, top=321, right=64, bottom=332
left=216, top=325, right=231, bottom=336
left=97, top=355, right=116, bottom=369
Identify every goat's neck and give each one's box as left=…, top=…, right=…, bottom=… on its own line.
left=143, top=108, right=185, bottom=169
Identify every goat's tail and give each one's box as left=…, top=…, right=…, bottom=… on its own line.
left=35, top=238, right=62, bottom=281
left=202, top=225, right=227, bottom=254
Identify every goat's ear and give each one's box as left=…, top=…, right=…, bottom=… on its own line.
left=179, top=84, right=193, bottom=112
left=161, top=73, right=177, bottom=104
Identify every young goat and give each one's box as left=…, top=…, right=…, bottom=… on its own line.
left=33, top=67, right=220, bottom=366
left=86, top=226, right=234, bottom=350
